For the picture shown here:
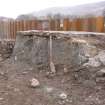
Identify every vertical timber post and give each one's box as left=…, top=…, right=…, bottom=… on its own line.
left=49, top=34, right=56, bottom=73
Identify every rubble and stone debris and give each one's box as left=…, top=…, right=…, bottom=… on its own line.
left=83, top=50, right=105, bottom=67
left=0, top=41, right=14, bottom=61
left=98, top=50, right=105, bottom=65
left=83, top=57, right=101, bottom=67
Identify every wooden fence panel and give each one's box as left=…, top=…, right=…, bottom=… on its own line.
left=31, top=20, right=37, bottom=30
left=55, top=19, right=60, bottom=31
left=49, top=19, right=55, bottom=30
left=88, top=17, right=96, bottom=32
left=63, top=18, right=70, bottom=31
left=37, top=21, right=43, bottom=30
left=82, top=18, right=89, bottom=32
left=0, top=17, right=104, bottom=40
left=96, top=16, right=104, bottom=32
left=76, top=18, right=83, bottom=31
left=71, top=19, right=77, bottom=31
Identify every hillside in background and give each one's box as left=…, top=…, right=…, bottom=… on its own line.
left=17, top=1, right=105, bottom=19
left=32, top=1, right=105, bottom=16
left=0, top=16, right=14, bottom=21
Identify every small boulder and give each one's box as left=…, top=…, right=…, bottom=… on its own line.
left=30, top=78, right=40, bottom=88
left=83, top=57, right=101, bottom=67
left=96, top=69, right=105, bottom=77
left=45, top=87, right=54, bottom=93
left=59, top=92, right=67, bottom=100
left=63, top=67, right=68, bottom=74
left=14, top=56, right=17, bottom=61
left=0, top=98, right=4, bottom=101
left=98, top=50, right=105, bottom=65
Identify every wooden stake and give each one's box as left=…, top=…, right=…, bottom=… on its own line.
left=49, top=35, right=56, bottom=73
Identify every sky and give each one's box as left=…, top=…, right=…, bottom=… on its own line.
left=0, top=0, right=104, bottom=18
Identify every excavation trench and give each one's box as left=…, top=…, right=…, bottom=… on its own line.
left=12, top=30, right=105, bottom=70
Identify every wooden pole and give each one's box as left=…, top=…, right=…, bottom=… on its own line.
left=49, top=35, right=56, bottom=73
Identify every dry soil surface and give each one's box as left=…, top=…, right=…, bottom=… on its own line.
left=0, top=59, right=105, bottom=105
